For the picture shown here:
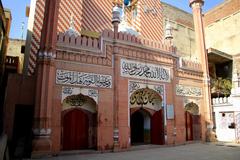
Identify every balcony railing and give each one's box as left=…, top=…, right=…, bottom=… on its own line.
left=212, top=97, right=230, bottom=105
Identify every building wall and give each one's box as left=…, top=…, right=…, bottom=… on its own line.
left=204, top=0, right=240, bottom=88
left=4, top=74, right=35, bottom=139
left=0, top=2, right=11, bottom=135
left=7, top=39, right=25, bottom=73
left=0, top=8, right=11, bottom=81
left=161, top=2, right=196, bottom=59
left=204, top=0, right=240, bottom=142
left=23, top=0, right=37, bottom=75
left=4, top=0, right=211, bottom=155
left=29, top=29, right=206, bottom=154
left=26, top=0, right=201, bottom=75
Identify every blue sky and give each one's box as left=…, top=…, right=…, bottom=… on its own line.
left=2, top=0, right=30, bottom=40
left=2, top=0, right=224, bottom=40
left=161, top=0, right=225, bottom=13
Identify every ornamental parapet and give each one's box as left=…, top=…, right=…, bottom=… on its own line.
left=176, top=58, right=203, bottom=80
left=103, top=30, right=176, bottom=53
left=56, top=29, right=176, bottom=54
left=57, top=32, right=102, bottom=53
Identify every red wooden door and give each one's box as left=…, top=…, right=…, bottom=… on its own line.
left=63, top=109, right=89, bottom=150
left=185, top=111, right=193, bottom=141
left=192, top=115, right=201, bottom=140
left=151, top=109, right=164, bottom=145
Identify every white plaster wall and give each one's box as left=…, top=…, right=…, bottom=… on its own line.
left=214, top=110, right=235, bottom=142
left=213, top=98, right=240, bottom=142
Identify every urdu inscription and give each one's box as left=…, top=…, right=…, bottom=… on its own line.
left=121, top=59, right=170, bottom=82
left=56, top=69, right=112, bottom=88
left=176, top=85, right=202, bottom=97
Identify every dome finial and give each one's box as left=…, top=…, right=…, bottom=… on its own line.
left=64, top=13, right=80, bottom=37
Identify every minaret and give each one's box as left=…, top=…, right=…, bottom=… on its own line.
left=189, top=0, right=213, bottom=141
left=32, top=0, right=60, bottom=155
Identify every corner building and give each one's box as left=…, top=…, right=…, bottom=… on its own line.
left=4, top=0, right=212, bottom=156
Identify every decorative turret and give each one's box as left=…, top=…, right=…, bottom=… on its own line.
left=165, top=22, right=173, bottom=40
left=112, top=5, right=121, bottom=38
left=112, top=6, right=121, bottom=23
left=115, top=0, right=139, bottom=36
left=189, top=0, right=204, bottom=7
left=64, top=15, right=80, bottom=37
left=165, top=21, right=173, bottom=46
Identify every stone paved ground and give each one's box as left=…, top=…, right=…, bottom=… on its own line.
left=39, top=143, right=240, bottom=160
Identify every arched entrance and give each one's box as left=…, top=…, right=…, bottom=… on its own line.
left=130, top=88, right=164, bottom=145
left=185, top=102, right=201, bottom=141
left=62, top=93, right=97, bottom=150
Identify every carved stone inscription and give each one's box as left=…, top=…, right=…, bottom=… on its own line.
left=176, top=85, right=202, bottom=97
left=121, top=59, right=170, bottom=82
left=56, top=69, right=112, bottom=88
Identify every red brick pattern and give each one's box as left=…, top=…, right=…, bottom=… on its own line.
left=28, top=0, right=45, bottom=75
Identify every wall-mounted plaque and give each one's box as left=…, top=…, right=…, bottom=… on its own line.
left=167, top=104, right=174, bottom=119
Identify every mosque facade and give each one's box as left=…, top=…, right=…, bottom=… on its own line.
left=3, top=0, right=213, bottom=156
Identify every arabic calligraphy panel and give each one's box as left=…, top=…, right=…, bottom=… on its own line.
left=121, top=59, right=171, bottom=82
left=176, top=85, right=202, bottom=97
left=56, top=69, right=112, bottom=88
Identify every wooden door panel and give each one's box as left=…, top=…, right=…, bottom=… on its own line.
left=192, top=115, right=201, bottom=140
left=185, top=111, right=193, bottom=141
left=151, top=110, right=164, bottom=145
left=63, top=109, right=89, bottom=150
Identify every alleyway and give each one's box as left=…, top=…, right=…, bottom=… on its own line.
left=38, top=143, right=240, bottom=160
